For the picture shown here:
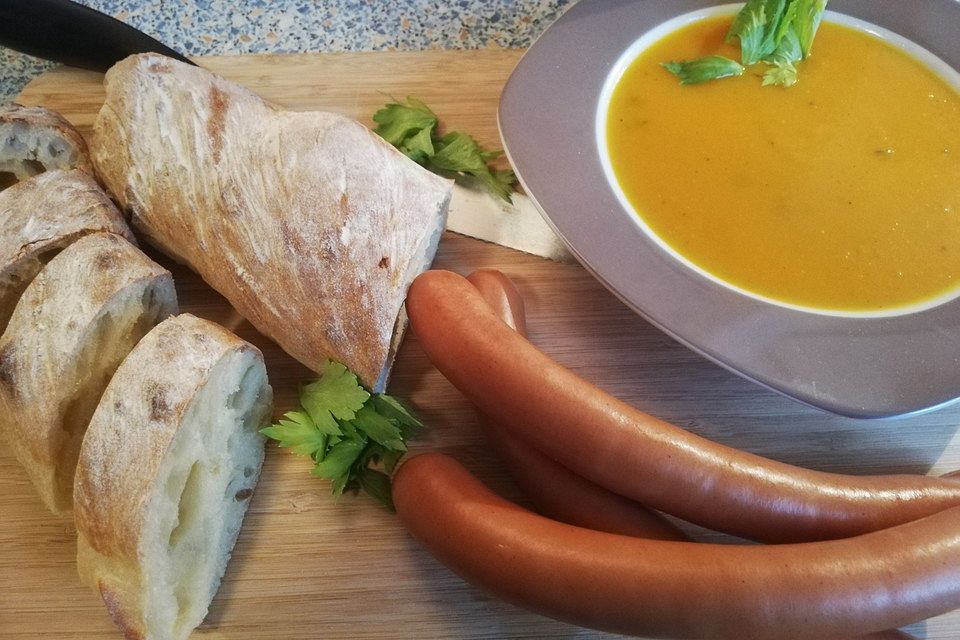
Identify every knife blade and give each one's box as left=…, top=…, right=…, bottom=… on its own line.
left=447, top=184, right=574, bottom=262
left=0, top=0, right=193, bottom=72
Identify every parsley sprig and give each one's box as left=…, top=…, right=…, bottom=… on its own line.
left=373, top=97, right=518, bottom=202
left=261, top=361, right=423, bottom=510
left=663, top=0, right=828, bottom=87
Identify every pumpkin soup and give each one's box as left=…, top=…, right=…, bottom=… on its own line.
left=606, top=15, right=960, bottom=313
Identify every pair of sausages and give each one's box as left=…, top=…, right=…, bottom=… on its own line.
left=395, top=269, right=954, bottom=639
left=404, top=270, right=960, bottom=544
left=466, top=270, right=686, bottom=540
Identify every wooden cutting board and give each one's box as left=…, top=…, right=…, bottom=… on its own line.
left=4, top=50, right=960, bottom=640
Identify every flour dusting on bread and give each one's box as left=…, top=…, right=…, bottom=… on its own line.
left=0, top=232, right=177, bottom=513
left=92, top=54, right=451, bottom=391
left=0, top=169, right=135, bottom=334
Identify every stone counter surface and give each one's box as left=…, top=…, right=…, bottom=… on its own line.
left=1, top=0, right=574, bottom=101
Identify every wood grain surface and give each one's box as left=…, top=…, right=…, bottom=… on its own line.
left=3, top=50, right=960, bottom=640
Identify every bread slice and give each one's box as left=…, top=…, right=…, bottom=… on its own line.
left=0, top=103, right=93, bottom=189
left=0, top=168, right=135, bottom=333
left=0, top=232, right=177, bottom=513
left=74, top=313, right=272, bottom=640
left=92, top=53, right=451, bottom=391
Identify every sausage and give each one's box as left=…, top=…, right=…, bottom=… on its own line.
left=406, top=270, right=960, bottom=543
left=466, top=269, right=686, bottom=540
left=393, top=452, right=958, bottom=640
left=465, top=269, right=528, bottom=335
left=464, top=270, right=917, bottom=640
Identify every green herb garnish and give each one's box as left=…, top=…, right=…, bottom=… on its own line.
left=726, top=0, right=788, bottom=65
left=261, top=360, right=423, bottom=510
left=762, top=57, right=799, bottom=87
left=373, top=97, right=518, bottom=202
left=793, top=0, right=829, bottom=58
left=661, top=56, right=745, bottom=85
left=663, top=0, right=828, bottom=87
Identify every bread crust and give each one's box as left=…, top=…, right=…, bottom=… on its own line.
left=0, top=103, right=94, bottom=182
left=0, top=232, right=177, bottom=513
left=74, top=314, right=271, bottom=640
left=92, top=54, right=451, bottom=391
left=0, top=169, right=135, bottom=333
left=74, top=315, right=256, bottom=559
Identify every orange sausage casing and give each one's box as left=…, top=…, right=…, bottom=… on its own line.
left=394, top=452, right=960, bottom=640
left=406, top=270, right=960, bottom=543
left=464, top=270, right=916, bottom=640
left=465, top=270, right=528, bottom=335
left=466, top=269, right=685, bottom=540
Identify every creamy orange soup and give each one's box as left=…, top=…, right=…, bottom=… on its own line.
left=607, top=16, right=960, bottom=312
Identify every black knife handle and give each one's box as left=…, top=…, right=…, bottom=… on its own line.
left=0, top=0, right=195, bottom=72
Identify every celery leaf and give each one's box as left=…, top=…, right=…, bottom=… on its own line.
left=372, top=97, right=437, bottom=147
left=662, top=56, right=745, bottom=85
left=301, top=360, right=370, bottom=434
left=373, top=98, right=518, bottom=202
left=347, top=405, right=406, bottom=452
left=260, top=411, right=327, bottom=458
left=762, top=59, right=799, bottom=87
left=760, top=0, right=828, bottom=86
left=794, top=0, right=829, bottom=58
left=430, top=131, right=517, bottom=202
left=358, top=468, right=395, bottom=511
left=667, top=0, right=828, bottom=88
left=312, top=437, right=367, bottom=482
left=727, top=0, right=787, bottom=65
left=262, top=361, right=426, bottom=508
left=372, top=394, right=424, bottom=429
left=400, top=125, right=436, bottom=163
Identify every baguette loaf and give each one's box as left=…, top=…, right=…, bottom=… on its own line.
left=1, top=103, right=93, bottom=188
left=0, top=168, right=135, bottom=333
left=0, top=232, right=177, bottom=513
left=74, top=314, right=272, bottom=640
left=93, top=54, right=451, bottom=391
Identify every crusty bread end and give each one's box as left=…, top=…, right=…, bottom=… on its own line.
left=92, top=54, right=451, bottom=392
left=0, top=103, right=93, bottom=189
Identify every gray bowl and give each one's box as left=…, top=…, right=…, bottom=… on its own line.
left=498, top=0, right=960, bottom=419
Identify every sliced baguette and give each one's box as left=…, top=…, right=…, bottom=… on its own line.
left=0, top=103, right=93, bottom=188
left=0, top=168, right=135, bottom=333
left=0, top=232, right=177, bottom=513
left=74, top=313, right=272, bottom=640
left=93, top=53, right=451, bottom=391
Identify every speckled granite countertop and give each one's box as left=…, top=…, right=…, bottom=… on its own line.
left=1, top=0, right=574, bottom=101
